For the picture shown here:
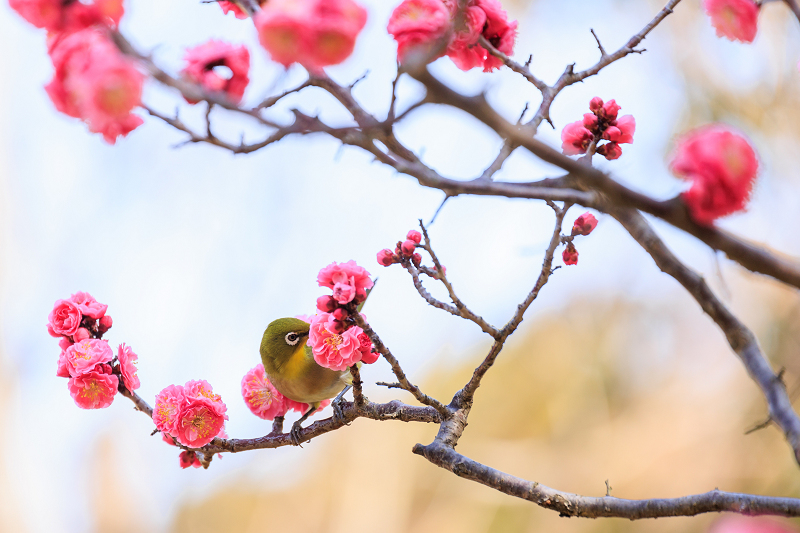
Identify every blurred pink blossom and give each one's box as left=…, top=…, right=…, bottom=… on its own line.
left=704, top=0, right=758, bottom=43
left=241, top=364, right=289, bottom=420
left=117, top=343, right=140, bottom=390
left=181, top=40, right=250, bottom=104
left=561, top=121, right=592, bottom=156
left=387, top=0, right=451, bottom=63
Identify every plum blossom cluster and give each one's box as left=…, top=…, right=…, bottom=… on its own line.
left=560, top=212, right=598, bottom=266
left=254, top=0, right=368, bottom=71
left=154, top=380, right=228, bottom=448
left=48, top=292, right=140, bottom=409
left=241, top=363, right=330, bottom=421
left=311, top=261, right=379, bottom=371
left=704, top=0, right=759, bottom=43
left=561, top=97, right=636, bottom=161
left=669, top=125, right=759, bottom=226
left=180, top=40, right=251, bottom=105
left=377, top=229, right=447, bottom=280
left=388, top=0, right=518, bottom=72
left=9, top=0, right=144, bottom=143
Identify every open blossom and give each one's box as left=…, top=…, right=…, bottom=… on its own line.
left=9, top=0, right=123, bottom=33
left=64, top=339, right=113, bottom=377
left=68, top=368, right=119, bottom=409
left=218, top=0, right=248, bottom=18
left=154, top=385, right=186, bottom=435
left=308, top=313, right=372, bottom=371
left=704, top=0, right=758, bottom=43
left=387, top=0, right=451, bottom=63
left=181, top=40, right=250, bottom=105
left=117, top=343, right=140, bottom=390
left=46, top=28, right=143, bottom=144
left=241, top=364, right=288, bottom=420
left=561, top=121, right=592, bottom=156
left=317, top=260, right=373, bottom=304
left=670, top=125, right=758, bottom=226
left=174, top=397, right=227, bottom=448
left=48, top=299, right=83, bottom=337
left=254, top=0, right=367, bottom=71
left=444, top=0, right=518, bottom=72
left=69, top=291, right=107, bottom=319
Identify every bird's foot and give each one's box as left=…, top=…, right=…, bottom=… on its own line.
left=290, top=422, right=304, bottom=447
left=332, top=397, right=349, bottom=425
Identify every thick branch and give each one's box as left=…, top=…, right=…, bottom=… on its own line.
left=413, top=441, right=800, bottom=519
left=613, top=209, right=800, bottom=465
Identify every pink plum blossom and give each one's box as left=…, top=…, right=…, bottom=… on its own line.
left=254, top=0, right=367, bottom=72
left=181, top=40, right=250, bottom=105
left=69, top=291, right=107, bottom=319
left=154, top=384, right=186, bottom=435
left=117, top=343, right=140, bottom=390
left=572, top=213, right=598, bottom=236
left=444, top=0, right=518, bottom=72
left=387, top=0, right=451, bottom=63
left=704, top=0, right=759, bottom=43
left=317, top=260, right=373, bottom=305
left=9, top=0, right=123, bottom=33
left=241, top=364, right=289, bottom=420
left=68, top=368, right=118, bottom=409
left=218, top=0, right=248, bottom=19
left=74, top=328, right=90, bottom=343
left=64, top=339, right=113, bottom=377
left=185, top=379, right=228, bottom=417
left=604, top=115, right=636, bottom=144
left=669, top=125, right=759, bottom=225
left=46, top=28, right=143, bottom=144
left=48, top=299, right=82, bottom=337
left=561, top=121, right=592, bottom=156
left=308, top=313, right=373, bottom=371
left=174, top=396, right=227, bottom=447
left=57, top=350, right=70, bottom=378
left=562, top=245, right=578, bottom=266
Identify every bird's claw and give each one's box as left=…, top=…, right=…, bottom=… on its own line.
left=290, top=422, right=303, bottom=446
left=332, top=397, right=348, bottom=425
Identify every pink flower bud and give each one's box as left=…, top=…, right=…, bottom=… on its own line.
left=589, top=97, right=604, bottom=112
left=58, top=337, right=73, bottom=351
left=332, top=308, right=349, bottom=321
left=377, top=249, right=395, bottom=267
left=179, top=450, right=202, bottom=469
left=354, top=288, right=367, bottom=303
left=438, top=265, right=447, bottom=278
left=316, top=295, right=337, bottom=313
left=601, top=99, right=620, bottom=121
left=406, top=230, right=422, bottom=244
left=330, top=320, right=346, bottom=334
left=98, top=315, right=113, bottom=332
left=582, top=113, right=599, bottom=131
left=597, top=142, right=622, bottom=160
left=401, top=240, right=416, bottom=256
left=361, top=350, right=379, bottom=364
left=99, top=363, right=113, bottom=374
left=73, top=327, right=91, bottom=343
left=562, top=244, right=579, bottom=266
left=572, top=213, right=598, bottom=236
left=412, top=253, right=422, bottom=267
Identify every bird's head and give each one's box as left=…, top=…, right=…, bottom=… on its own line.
left=260, top=317, right=311, bottom=370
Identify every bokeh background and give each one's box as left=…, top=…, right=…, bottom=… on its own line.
left=2, top=0, right=800, bottom=531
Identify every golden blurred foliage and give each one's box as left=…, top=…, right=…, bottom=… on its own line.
left=167, top=269, right=800, bottom=533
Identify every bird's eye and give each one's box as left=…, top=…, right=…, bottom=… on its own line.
left=285, top=332, right=300, bottom=346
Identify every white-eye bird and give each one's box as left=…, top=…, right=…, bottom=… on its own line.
left=260, top=317, right=353, bottom=444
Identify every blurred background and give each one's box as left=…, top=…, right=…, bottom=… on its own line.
left=2, top=0, right=800, bottom=531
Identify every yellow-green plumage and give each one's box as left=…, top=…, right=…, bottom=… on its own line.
left=259, top=317, right=351, bottom=410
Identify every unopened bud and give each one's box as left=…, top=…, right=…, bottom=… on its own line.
left=377, top=249, right=394, bottom=267
left=562, top=243, right=579, bottom=266
left=597, top=142, right=622, bottom=160
left=572, top=213, right=598, bottom=236
left=330, top=319, right=346, bottom=334
left=601, top=99, right=620, bottom=121
left=98, top=315, right=113, bottom=333
left=361, top=350, right=379, bottom=364
left=73, top=327, right=91, bottom=343
left=332, top=308, right=349, bottom=321
left=406, top=230, right=422, bottom=244
left=354, top=288, right=367, bottom=303
left=58, top=337, right=73, bottom=351
left=400, top=240, right=416, bottom=256
left=412, top=253, right=422, bottom=267
left=582, top=113, right=598, bottom=131
left=589, top=97, right=604, bottom=112
left=316, top=295, right=337, bottom=313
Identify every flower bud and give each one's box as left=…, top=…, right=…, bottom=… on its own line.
left=354, top=288, right=367, bottom=303
left=437, top=265, right=447, bottom=279
left=317, top=295, right=337, bottom=313
left=571, top=213, right=598, bottom=236
left=400, top=240, right=416, bottom=256
left=99, top=363, right=113, bottom=374
left=589, top=97, right=604, bottom=112
left=330, top=319, right=346, bottom=334
left=98, top=315, right=113, bottom=333
left=601, top=99, right=620, bottom=121
left=412, top=253, right=422, bottom=267
left=361, top=350, right=379, bottom=364
left=58, top=337, right=73, bottom=351
left=582, top=113, right=598, bottom=131
left=377, top=248, right=395, bottom=267
left=597, top=142, right=622, bottom=160
left=73, top=327, right=91, bottom=343
left=332, top=308, right=348, bottom=321
left=406, top=230, right=422, bottom=244
left=562, top=244, right=579, bottom=266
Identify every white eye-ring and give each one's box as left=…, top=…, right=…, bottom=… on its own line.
left=285, top=332, right=300, bottom=346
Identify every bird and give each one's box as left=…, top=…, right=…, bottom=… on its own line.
left=260, top=317, right=353, bottom=445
